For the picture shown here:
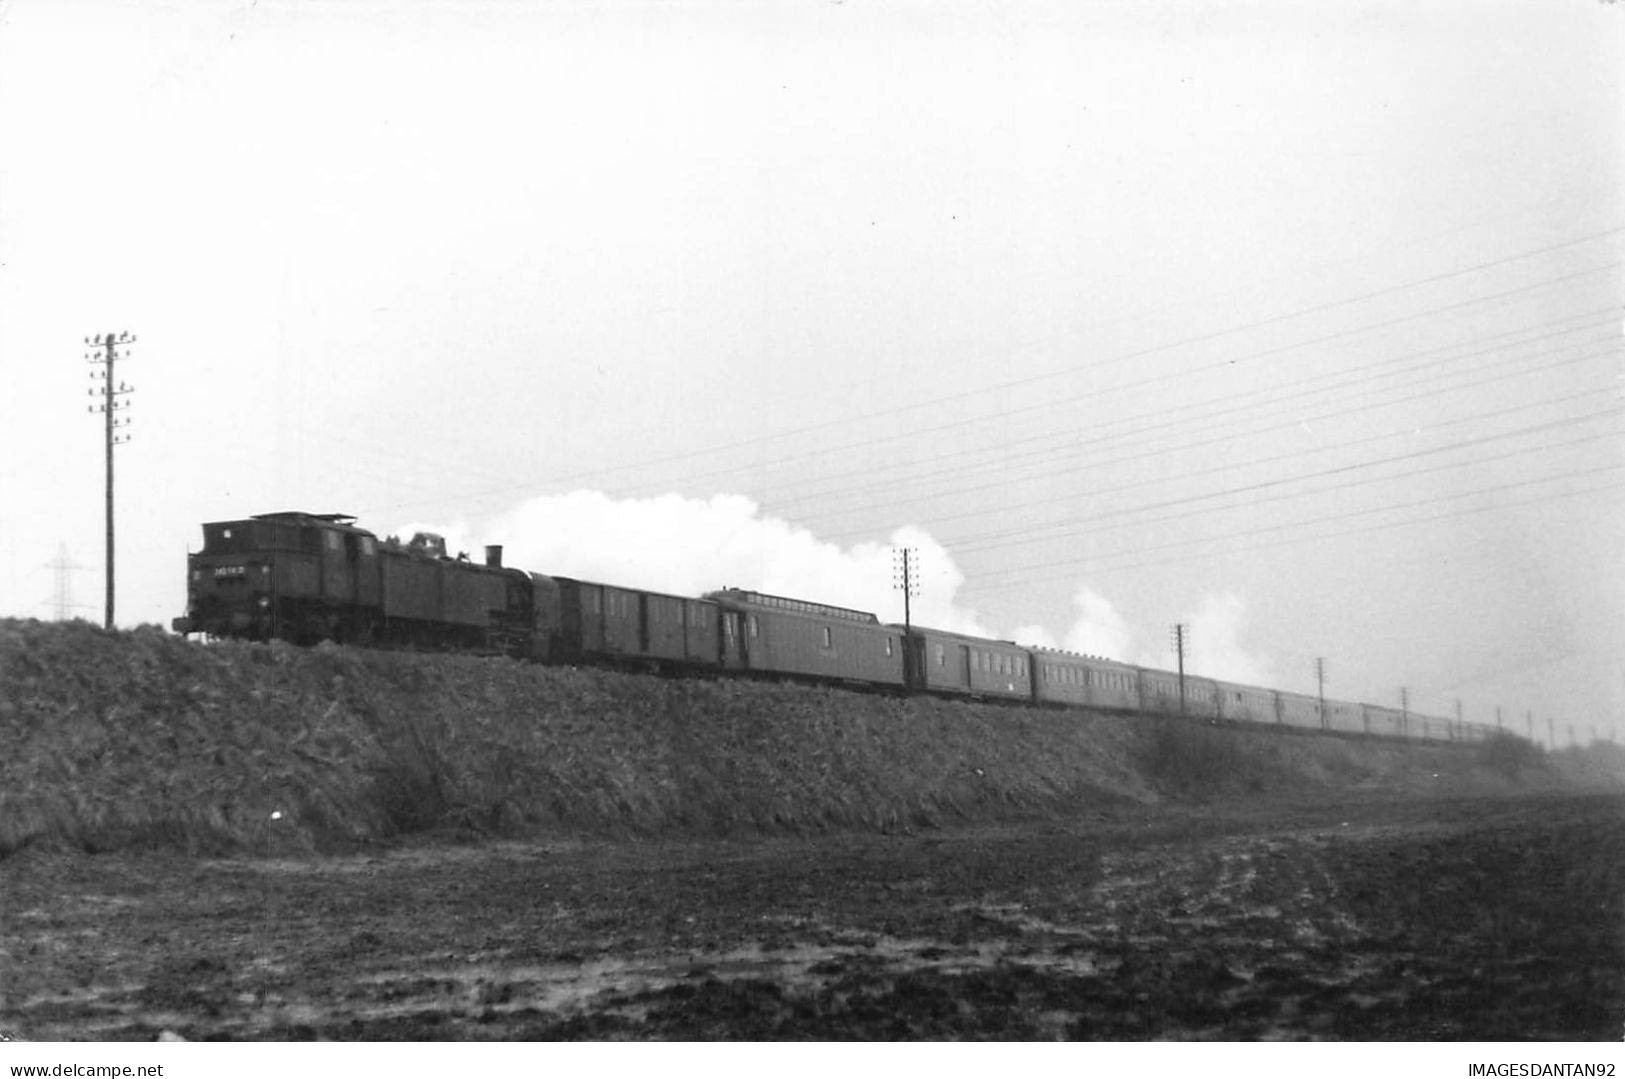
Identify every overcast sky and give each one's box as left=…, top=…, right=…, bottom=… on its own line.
left=1, top=0, right=1620, bottom=743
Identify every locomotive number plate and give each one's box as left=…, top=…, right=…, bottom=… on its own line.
left=213, top=565, right=246, bottom=577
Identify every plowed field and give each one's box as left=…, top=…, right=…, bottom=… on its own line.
left=4, top=793, right=1621, bottom=1040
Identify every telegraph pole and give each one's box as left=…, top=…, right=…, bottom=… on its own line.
left=1400, top=687, right=1409, bottom=740
left=892, top=546, right=919, bottom=690
left=1316, top=657, right=1327, bottom=731
left=1170, top=623, right=1189, bottom=718
left=86, top=331, right=135, bottom=630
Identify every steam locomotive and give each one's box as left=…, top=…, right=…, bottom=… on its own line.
left=172, top=510, right=1489, bottom=743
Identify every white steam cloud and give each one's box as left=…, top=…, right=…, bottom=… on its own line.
left=1019, top=587, right=1272, bottom=687
left=1007, top=587, right=1131, bottom=656
left=1168, top=592, right=1275, bottom=688
left=402, top=491, right=1274, bottom=684
left=401, top=490, right=993, bottom=635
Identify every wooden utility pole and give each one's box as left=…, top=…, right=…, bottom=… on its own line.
left=1171, top=623, right=1188, bottom=718
left=892, top=546, right=918, bottom=690
left=1316, top=657, right=1327, bottom=731
left=85, top=331, right=135, bottom=629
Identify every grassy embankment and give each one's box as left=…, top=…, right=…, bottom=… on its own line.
left=0, top=618, right=1599, bottom=857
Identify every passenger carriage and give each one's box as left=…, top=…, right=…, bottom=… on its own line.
left=1031, top=650, right=1141, bottom=711
left=706, top=588, right=906, bottom=688
left=905, top=626, right=1032, bottom=701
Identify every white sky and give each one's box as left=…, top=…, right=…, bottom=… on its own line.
left=1, top=0, right=1620, bottom=742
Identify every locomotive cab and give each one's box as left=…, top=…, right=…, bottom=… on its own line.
left=173, top=511, right=380, bottom=643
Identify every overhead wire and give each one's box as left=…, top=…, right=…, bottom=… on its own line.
left=363, top=242, right=1623, bottom=517
left=927, top=403, right=1623, bottom=551
left=958, top=421, right=1625, bottom=582
left=802, top=332, right=1622, bottom=533
left=744, top=308, right=1621, bottom=512
left=815, top=341, right=1623, bottom=542
left=947, top=378, right=1624, bottom=555
left=961, top=465, right=1625, bottom=591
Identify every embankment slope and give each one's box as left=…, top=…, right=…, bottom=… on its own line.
left=1, top=619, right=1606, bottom=856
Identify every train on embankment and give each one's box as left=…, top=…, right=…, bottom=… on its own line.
left=172, top=510, right=1494, bottom=744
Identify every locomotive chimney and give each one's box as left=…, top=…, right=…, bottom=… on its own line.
left=484, top=544, right=503, bottom=568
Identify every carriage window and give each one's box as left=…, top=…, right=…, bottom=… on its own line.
left=885, top=638, right=893, bottom=657
left=748, top=615, right=758, bottom=638
left=821, top=627, right=832, bottom=648
left=934, top=644, right=945, bottom=667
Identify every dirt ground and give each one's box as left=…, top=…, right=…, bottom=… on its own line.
left=3, top=791, right=1622, bottom=1041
